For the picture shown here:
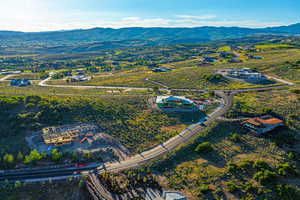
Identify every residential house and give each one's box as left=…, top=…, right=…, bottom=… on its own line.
left=219, top=51, right=233, bottom=58
left=220, top=68, right=267, bottom=82
left=229, top=58, right=243, bottom=63
left=10, top=79, right=31, bottom=87
left=76, top=69, right=87, bottom=75
left=248, top=55, right=263, bottom=59
left=152, top=67, right=172, bottom=73
left=242, top=115, right=284, bottom=135
left=162, top=191, right=187, bottom=200
left=203, top=56, right=218, bottom=62
left=156, top=96, right=196, bottom=110
left=69, top=75, right=91, bottom=82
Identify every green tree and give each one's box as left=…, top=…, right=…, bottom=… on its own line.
left=24, top=149, right=42, bottom=164
left=17, top=152, right=24, bottom=162
left=51, top=149, right=62, bottom=162
left=3, top=154, right=15, bottom=167
left=195, top=142, right=213, bottom=153
left=14, top=180, right=22, bottom=188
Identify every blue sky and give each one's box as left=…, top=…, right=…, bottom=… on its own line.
left=0, top=0, right=299, bottom=31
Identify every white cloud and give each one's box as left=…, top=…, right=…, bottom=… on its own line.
left=176, top=15, right=217, bottom=20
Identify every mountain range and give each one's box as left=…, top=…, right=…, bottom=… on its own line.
left=0, top=23, right=299, bottom=46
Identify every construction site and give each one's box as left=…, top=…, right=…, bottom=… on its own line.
left=42, top=123, right=98, bottom=146
left=26, top=123, right=131, bottom=162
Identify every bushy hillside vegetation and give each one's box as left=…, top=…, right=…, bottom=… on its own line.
left=0, top=95, right=186, bottom=154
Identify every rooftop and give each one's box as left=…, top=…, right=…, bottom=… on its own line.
left=245, top=115, right=283, bottom=126
left=163, top=191, right=187, bottom=200
left=156, top=96, right=194, bottom=104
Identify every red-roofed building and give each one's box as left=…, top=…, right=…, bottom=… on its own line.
left=242, top=115, right=284, bottom=135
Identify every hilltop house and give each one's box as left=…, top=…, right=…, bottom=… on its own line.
left=248, top=55, right=263, bottom=59
left=204, top=56, right=218, bottom=62
left=69, top=75, right=91, bottom=82
left=242, top=115, right=284, bottom=135
left=10, top=79, right=31, bottom=87
left=229, top=58, right=243, bottom=63
left=219, top=51, right=233, bottom=58
left=152, top=67, right=172, bottom=73
left=76, top=69, right=87, bottom=75
left=219, top=68, right=267, bottom=82
left=162, top=191, right=187, bottom=200
left=156, top=96, right=197, bottom=111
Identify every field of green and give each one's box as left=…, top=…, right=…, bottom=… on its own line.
left=48, top=68, right=157, bottom=88
left=256, top=44, right=295, bottom=49
left=0, top=81, right=153, bottom=97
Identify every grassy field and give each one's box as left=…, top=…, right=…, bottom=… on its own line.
left=218, top=45, right=232, bottom=52
left=0, top=82, right=153, bottom=97
left=256, top=44, right=295, bottom=49
left=48, top=68, right=157, bottom=88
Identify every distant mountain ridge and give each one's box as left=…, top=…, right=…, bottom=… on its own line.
left=0, top=23, right=299, bottom=45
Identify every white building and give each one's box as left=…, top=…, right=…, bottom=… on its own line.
left=162, top=191, right=187, bottom=200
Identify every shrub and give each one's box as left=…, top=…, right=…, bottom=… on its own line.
left=14, top=181, right=22, bottom=188
left=253, top=160, right=269, bottom=169
left=195, top=142, right=213, bottom=153
left=277, top=162, right=298, bottom=176
left=229, top=133, right=241, bottom=142
left=253, top=170, right=277, bottom=184
left=227, top=162, right=239, bottom=173
left=243, top=182, right=257, bottom=193
left=198, top=184, right=210, bottom=194
left=24, top=149, right=42, bottom=164
left=288, top=152, right=296, bottom=160
left=238, top=160, right=254, bottom=170
left=226, top=181, right=240, bottom=192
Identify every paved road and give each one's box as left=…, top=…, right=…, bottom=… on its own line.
left=38, top=75, right=299, bottom=93
left=0, top=164, right=99, bottom=182
left=0, top=74, right=14, bottom=82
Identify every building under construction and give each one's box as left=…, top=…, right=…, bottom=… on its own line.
left=42, top=123, right=98, bottom=146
